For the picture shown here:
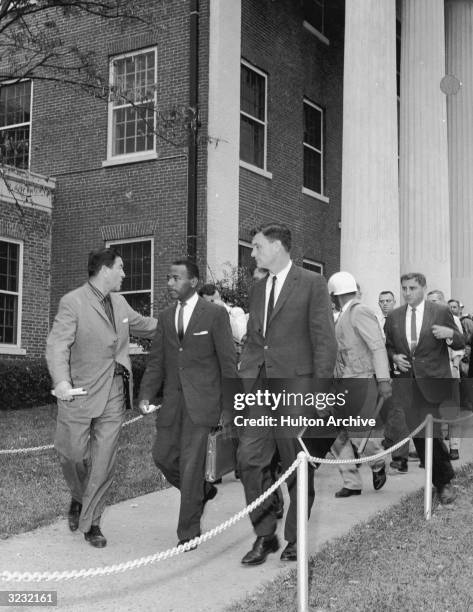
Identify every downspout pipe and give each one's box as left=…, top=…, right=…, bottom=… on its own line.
left=187, top=0, right=199, bottom=261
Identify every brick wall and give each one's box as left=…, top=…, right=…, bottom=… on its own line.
left=29, top=0, right=210, bottom=316
left=239, top=0, right=345, bottom=277
left=0, top=203, right=51, bottom=359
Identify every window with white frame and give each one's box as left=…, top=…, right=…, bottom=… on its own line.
left=238, top=240, right=256, bottom=273
left=0, top=81, right=31, bottom=169
left=107, top=48, right=157, bottom=161
left=106, top=238, right=153, bottom=316
left=303, top=99, right=324, bottom=196
left=303, top=0, right=325, bottom=35
left=0, top=239, right=22, bottom=346
left=240, top=61, right=268, bottom=170
left=302, top=258, right=324, bottom=275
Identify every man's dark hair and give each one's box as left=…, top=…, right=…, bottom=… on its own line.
left=400, top=272, right=427, bottom=287
left=448, top=299, right=460, bottom=307
left=251, top=222, right=292, bottom=252
left=88, top=247, right=121, bottom=278
left=379, top=290, right=395, bottom=300
left=172, top=259, right=200, bottom=280
left=199, top=283, right=217, bottom=297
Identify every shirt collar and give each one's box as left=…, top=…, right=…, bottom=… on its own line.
left=268, top=259, right=292, bottom=283
left=179, top=291, right=198, bottom=308
left=408, top=300, right=425, bottom=315
left=88, top=281, right=107, bottom=302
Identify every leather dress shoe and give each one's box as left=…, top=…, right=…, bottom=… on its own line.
left=390, top=458, right=408, bottom=473
left=177, top=538, right=198, bottom=552
left=203, top=484, right=218, bottom=507
left=438, top=482, right=457, bottom=505
left=67, top=499, right=82, bottom=532
left=280, top=542, right=297, bottom=561
left=373, top=466, right=387, bottom=491
left=241, top=535, right=279, bottom=566
left=449, top=449, right=460, bottom=461
left=334, top=487, right=361, bottom=498
left=84, top=525, right=107, bottom=548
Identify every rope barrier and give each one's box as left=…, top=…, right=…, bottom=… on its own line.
left=3, top=408, right=472, bottom=457
left=1, top=410, right=456, bottom=583
left=0, top=455, right=302, bottom=583
left=298, top=419, right=428, bottom=466
left=0, top=415, right=144, bottom=456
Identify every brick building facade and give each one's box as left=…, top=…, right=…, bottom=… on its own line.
left=0, top=0, right=345, bottom=360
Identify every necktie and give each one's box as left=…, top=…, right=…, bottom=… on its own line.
left=266, top=276, right=277, bottom=335
left=102, top=295, right=116, bottom=331
left=178, top=301, right=186, bottom=341
left=410, top=307, right=417, bottom=353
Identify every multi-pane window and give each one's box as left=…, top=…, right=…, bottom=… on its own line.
left=0, top=239, right=21, bottom=345
left=303, top=100, right=324, bottom=196
left=107, top=239, right=153, bottom=315
left=0, top=81, right=31, bottom=169
left=108, top=48, right=157, bottom=159
left=240, top=62, right=267, bottom=170
left=303, top=0, right=325, bottom=35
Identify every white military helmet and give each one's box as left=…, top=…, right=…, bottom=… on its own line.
left=327, top=271, right=358, bottom=296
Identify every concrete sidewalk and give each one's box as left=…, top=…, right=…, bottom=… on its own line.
left=2, top=440, right=473, bottom=612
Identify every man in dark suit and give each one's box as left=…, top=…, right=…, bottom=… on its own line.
left=138, top=260, right=237, bottom=547
left=384, top=272, right=464, bottom=504
left=46, top=247, right=157, bottom=547
left=237, top=222, right=337, bottom=565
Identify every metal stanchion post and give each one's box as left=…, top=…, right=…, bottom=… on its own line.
left=424, top=414, right=433, bottom=520
left=297, top=451, right=309, bottom=612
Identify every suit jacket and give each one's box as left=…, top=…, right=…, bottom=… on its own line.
left=139, top=296, right=237, bottom=427
left=239, top=264, right=337, bottom=381
left=384, top=300, right=464, bottom=403
left=334, top=299, right=390, bottom=380
left=46, top=282, right=157, bottom=417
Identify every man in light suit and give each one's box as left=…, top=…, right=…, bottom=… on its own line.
left=237, top=222, right=337, bottom=565
left=46, top=247, right=157, bottom=547
left=138, top=260, right=237, bottom=547
left=384, top=272, right=464, bottom=504
left=327, top=271, right=392, bottom=498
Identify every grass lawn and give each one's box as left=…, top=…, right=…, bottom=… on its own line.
left=0, top=405, right=167, bottom=538
left=226, top=464, right=473, bottom=612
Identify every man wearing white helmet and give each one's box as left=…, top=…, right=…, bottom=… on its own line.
left=327, top=271, right=392, bottom=497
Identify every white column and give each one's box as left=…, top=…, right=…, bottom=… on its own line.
left=446, top=0, right=473, bottom=311
left=206, top=0, right=241, bottom=279
left=340, top=0, right=399, bottom=312
left=399, top=0, right=451, bottom=296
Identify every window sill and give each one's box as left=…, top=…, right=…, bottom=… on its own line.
left=102, top=152, right=158, bottom=167
left=0, top=346, right=26, bottom=355
left=239, top=161, right=273, bottom=180
left=302, top=187, right=330, bottom=204
left=303, top=21, right=330, bottom=45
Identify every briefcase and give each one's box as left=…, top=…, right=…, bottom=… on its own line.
left=205, top=426, right=236, bottom=482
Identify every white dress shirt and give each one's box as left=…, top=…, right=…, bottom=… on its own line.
left=174, top=291, right=199, bottom=336
left=263, top=259, right=292, bottom=334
